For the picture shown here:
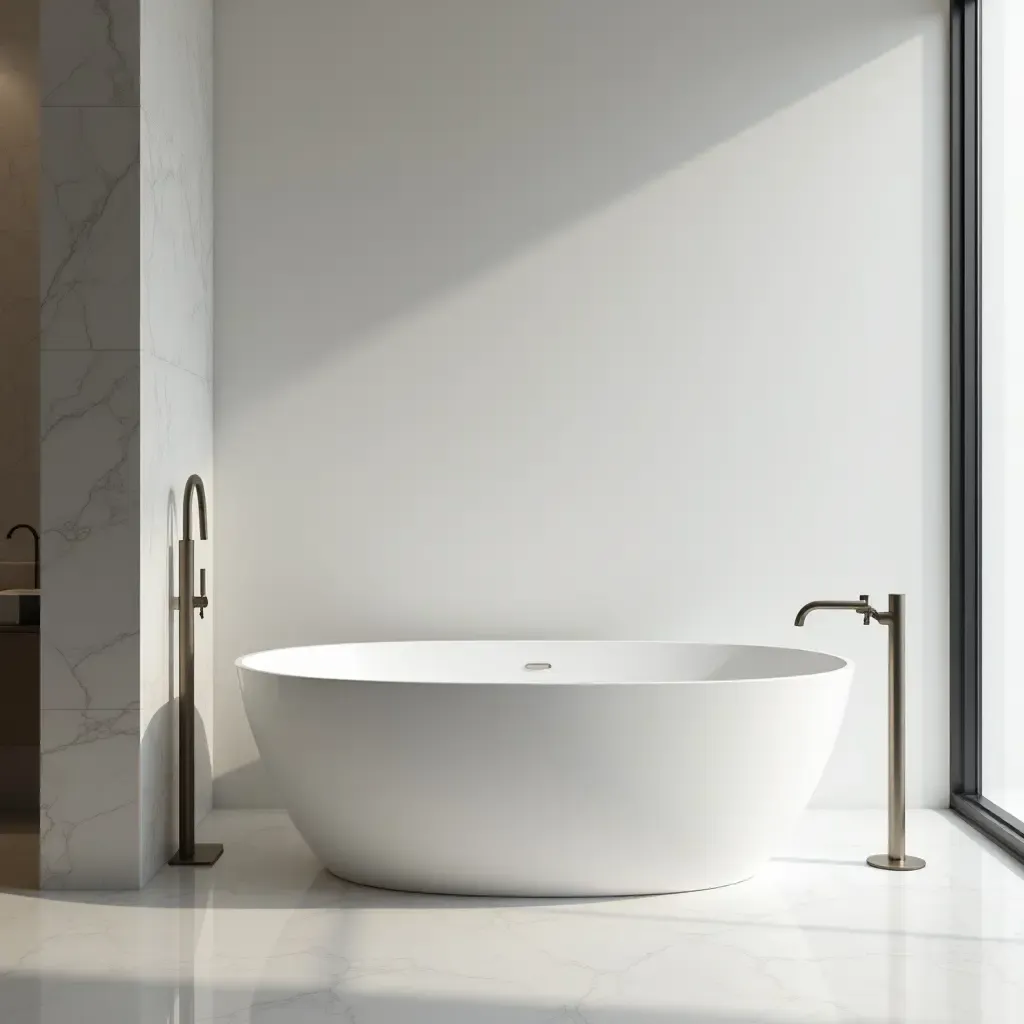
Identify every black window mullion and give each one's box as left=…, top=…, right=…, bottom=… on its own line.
left=949, top=0, right=1024, bottom=865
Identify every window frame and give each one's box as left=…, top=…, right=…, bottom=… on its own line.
left=949, top=0, right=1024, bottom=862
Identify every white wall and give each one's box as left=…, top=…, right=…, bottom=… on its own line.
left=214, top=0, right=948, bottom=809
left=140, top=0, right=214, bottom=884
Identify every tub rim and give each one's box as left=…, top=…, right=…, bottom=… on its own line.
left=235, top=639, right=852, bottom=687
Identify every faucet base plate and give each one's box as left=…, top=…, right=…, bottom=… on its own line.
left=170, top=843, right=224, bottom=867
left=867, top=853, right=925, bottom=871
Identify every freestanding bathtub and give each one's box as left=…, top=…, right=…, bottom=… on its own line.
left=237, top=641, right=852, bottom=897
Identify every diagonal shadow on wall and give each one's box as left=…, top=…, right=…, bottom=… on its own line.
left=216, top=0, right=943, bottom=405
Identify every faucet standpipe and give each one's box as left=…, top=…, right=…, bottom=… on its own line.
left=794, top=593, right=925, bottom=872
left=170, top=474, right=223, bottom=868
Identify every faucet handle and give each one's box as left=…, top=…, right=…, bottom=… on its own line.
left=198, top=568, right=207, bottom=619
left=860, top=594, right=871, bottom=625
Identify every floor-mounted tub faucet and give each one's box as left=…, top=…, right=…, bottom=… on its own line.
left=795, top=593, right=925, bottom=872
left=170, top=474, right=223, bottom=868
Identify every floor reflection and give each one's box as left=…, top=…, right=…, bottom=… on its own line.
left=0, top=809, right=1021, bottom=1023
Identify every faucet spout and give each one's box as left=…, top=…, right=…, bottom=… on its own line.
left=5, top=523, right=40, bottom=590
left=183, top=474, right=208, bottom=542
left=794, top=595, right=875, bottom=627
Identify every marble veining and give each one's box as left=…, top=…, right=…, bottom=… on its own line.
left=41, top=107, right=139, bottom=351
left=41, top=0, right=139, bottom=108
left=38, top=0, right=146, bottom=892
left=39, top=708, right=140, bottom=889
left=1, top=809, right=1023, bottom=1021
left=40, top=351, right=140, bottom=712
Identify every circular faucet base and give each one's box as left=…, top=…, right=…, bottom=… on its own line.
left=867, top=854, right=925, bottom=871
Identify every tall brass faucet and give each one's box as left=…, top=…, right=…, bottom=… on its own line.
left=170, top=474, right=223, bottom=868
left=795, top=593, right=925, bottom=872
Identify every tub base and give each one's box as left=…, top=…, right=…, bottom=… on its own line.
left=324, top=865, right=757, bottom=898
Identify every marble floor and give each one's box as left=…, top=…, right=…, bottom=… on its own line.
left=0, top=810, right=1022, bottom=1023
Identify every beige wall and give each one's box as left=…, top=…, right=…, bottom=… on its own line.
left=0, top=0, right=39, bottom=835
left=0, top=0, right=39, bottom=586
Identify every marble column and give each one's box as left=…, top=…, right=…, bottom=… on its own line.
left=40, top=0, right=142, bottom=889
left=39, top=0, right=213, bottom=889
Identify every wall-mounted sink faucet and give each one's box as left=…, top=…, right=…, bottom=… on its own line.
left=170, top=474, right=223, bottom=868
left=5, top=523, right=40, bottom=590
left=795, top=593, right=925, bottom=872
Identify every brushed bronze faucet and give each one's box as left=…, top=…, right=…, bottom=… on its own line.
left=170, top=474, right=223, bottom=867
left=795, top=593, right=924, bottom=872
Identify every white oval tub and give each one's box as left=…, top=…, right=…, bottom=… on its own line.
left=237, top=641, right=852, bottom=897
